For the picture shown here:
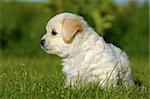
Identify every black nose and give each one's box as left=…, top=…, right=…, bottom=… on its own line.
left=41, top=39, right=45, bottom=46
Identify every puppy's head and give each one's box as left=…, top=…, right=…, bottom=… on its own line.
left=41, top=13, right=85, bottom=57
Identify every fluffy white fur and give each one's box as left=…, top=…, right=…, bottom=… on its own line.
left=41, top=13, right=133, bottom=87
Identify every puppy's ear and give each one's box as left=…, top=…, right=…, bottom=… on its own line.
left=62, top=16, right=83, bottom=44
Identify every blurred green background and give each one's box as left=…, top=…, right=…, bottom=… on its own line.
left=0, top=0, right=149, bottom=59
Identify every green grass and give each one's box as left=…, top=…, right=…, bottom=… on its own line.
left=0, top=56, right=149, bottom=99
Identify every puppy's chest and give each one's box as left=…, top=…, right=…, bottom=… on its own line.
left=62, top=53, right=104, bottom=78
left=62, top=55, right=86, bottom=75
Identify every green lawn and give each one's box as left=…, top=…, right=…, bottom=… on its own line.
left=0, top=56, right=149, bottom=99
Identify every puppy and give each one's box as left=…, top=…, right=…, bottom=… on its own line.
left=41, top=13, right=133, bottom=87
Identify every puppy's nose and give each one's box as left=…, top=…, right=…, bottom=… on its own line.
left=41, top=39, right=45, bottom=46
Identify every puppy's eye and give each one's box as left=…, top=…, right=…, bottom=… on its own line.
left=51, top=29, right=57, bottom=36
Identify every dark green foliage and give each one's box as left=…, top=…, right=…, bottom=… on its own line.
left=104, top=3, right=149, bottom=58
left=0, top=1, right=148, bottom=59
left=0, top=2, right=52, bottom=57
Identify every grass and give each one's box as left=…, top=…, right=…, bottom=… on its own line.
left=0, top=56, right=149, bottom=99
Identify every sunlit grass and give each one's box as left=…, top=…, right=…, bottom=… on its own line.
left=0, top=57, right=149, bottom=98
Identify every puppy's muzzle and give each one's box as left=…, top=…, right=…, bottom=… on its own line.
left=41, top=39, right=45, bottom=47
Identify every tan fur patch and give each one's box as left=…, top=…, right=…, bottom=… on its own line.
left=62, top=16, right=83, bottom=44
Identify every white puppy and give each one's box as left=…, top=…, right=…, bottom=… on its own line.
left=41, top=13, right=133, bottom=87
